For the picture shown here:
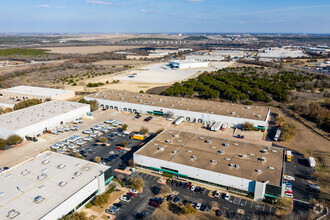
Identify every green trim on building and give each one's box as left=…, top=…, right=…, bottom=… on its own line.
left=264, top=194, right=278, bottom=199
left=146, top=111, right=169, bottom=116
left=150, top=167, right=189, bottom=177
left=105, top=176, right=114, bottom=185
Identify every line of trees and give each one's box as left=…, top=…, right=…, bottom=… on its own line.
left=14, top=98, right=42, bottom=110
left=0, top=134, right=24, bottom=150
left=162, top=67, right=329, bottom=103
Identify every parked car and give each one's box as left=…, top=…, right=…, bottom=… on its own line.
left=195, top=203, right=201, bottom=210
left=173, top=196, right=180, bottom=203
left=105, top=209, right=116, bottom=214
left=214, top=190, right=221, bottom=198
left=308, top=183, right=320, bottom=189
left=284, top=193, right=293, bottom=198
left=149, top=201, right=160, bottom=208
left=185, top=182, right=192, bottom=189
left=171, top=180, right=177, bottom=186
left=215, top=209, right=222, bottom=217
left=119, top=195, right=131, bottom=202
left=284, top=175, right=295, bottom=181
left=127, top=192, right=136, bottom=197
left=200, top=204, right=207, bottom=211
left=307, top=187, right=320, bottom=193
left=190, top=185, right=196, bottom=191
left=129, top=189, right=138, bottom=194
left=224, top=193, right=230, bottom=201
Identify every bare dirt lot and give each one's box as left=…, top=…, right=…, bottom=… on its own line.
left=42, top=46, right=140, bottom=54
left=93, top=59, right=152, bottom=66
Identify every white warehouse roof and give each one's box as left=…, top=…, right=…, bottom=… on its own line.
left=0, top=151, right=109, bottom=220
left=0, top=100, right=89, bottom=131
left=0, top=85, right=75, bottom=99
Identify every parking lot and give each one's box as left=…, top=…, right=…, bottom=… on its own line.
left=284, top=150, right=319, bottom=203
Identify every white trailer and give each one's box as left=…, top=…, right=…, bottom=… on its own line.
left=174, top=116, right=184, bottom=125
left=273, top=128, right=281, bottom=141
left=210, top=122, right=222, bottom=131
left=308, top=157, right=316, bottom=168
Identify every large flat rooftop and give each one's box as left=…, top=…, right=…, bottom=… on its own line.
left=136, top=130, right=284, bottom=186
left=0, top=85, right=74, bottom=98
left=0, top=100, right=89, bottom=131
left=0, top=151, right=109, bottom=220
left=87, top=90, right=269, bottom=121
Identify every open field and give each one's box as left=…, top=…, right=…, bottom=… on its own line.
left=93, top=60, right=152, bottom=66
left=41, top=46, right=140, bottom=54
left=115, top=62, right=233, bottom=83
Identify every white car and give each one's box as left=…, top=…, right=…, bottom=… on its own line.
left=119, top=196, right=130, bottom=202
left=129, top=189, right=138, bottom=194
left=309, top=183, right=320, bottom=189
left=166, top=118, right=174, bottom=121
left=195, top=203, right=201, bottom=210
left=214, top=190, right=221, bottom=198
left=93, top=130, right=99, bottom=134
left=118, top=121, right=123, bottom=125
left=190, top=185, right=196, bottom=191
left=284, top=176, right=295, bottom=181
left=83, top=130, right=92, bottom=134
left=224, top=193, right=230, bottom=201
left=284, top=193, right=293, bottom=198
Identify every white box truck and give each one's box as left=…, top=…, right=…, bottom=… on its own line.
left=273, top=128, right=281, bottom=141
left=174, top=116, right=184, bottom=125
left=308, top=157, right=316, bottom=168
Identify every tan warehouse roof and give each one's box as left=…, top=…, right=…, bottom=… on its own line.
left=136, top=130, right=284, bottom=186
left=87, top=90, right=270, bottom=121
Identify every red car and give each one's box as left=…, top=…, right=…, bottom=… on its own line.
left=127, top=192, right=136, bottom=197
left=149, top=202, right=160, bottom=208
left=284, top=190, right=292, bottom=194
left=115, top=147, right=122, bottom=150
left=185, top=182, right=192, bottom=189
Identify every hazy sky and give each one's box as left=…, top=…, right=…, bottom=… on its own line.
left=0, top=0, right=329, bottom=33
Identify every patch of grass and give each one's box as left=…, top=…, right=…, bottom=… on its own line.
left=0, top=48, right=50, bottom=56
left=105, top=186, right=115, bottom=195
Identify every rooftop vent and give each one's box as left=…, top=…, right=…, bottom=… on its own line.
left=218, top=150, right=224, bottom=155
left=7, top=209, right=20, bottom=219
left=33, top=195, right=44, bottom=204
left=187, top=150, right=192, bottom=153
left=153, top=143, right=158, bottom=146
left=158, top=147, right=164, bottom=151
left=58, top=181, right=67, bottom=187
left=210, top=146, right=216, bottom=149
left=225, top=158, right=231, bottom=161
left=191, top=155, right=197, bottom=159
left=272, top=150, right=277, bottom=153
left=173, top=134, right=179, bottom=138
left=260, top=149, right=267, bottom=153
left=83, top=167, right=89, bottom=171
left=41, top=160, right=49, bottom=165
left=37, top=173, right=47, bottom=181
left=20, top=169, right=29, bottom=176
left=223, top=142, right=229, bottom=147
left=258, top=157, right=266, bottom=162
left=268, top=167, right=275, bottom=170
left=199, top=137, right=204, bottom=140
left=211, top=160, right=216, bottom=163
left=74, top=171, right=82, bottom=176
left=165, top=139, right=172, bottom=143
left=233, top=143, right=239, bottom=146
left=234, top=164, right=240, bottom=168
left=172, top=151, right=177, bottom=154
left=205, top=139, right=211, bottom=143
left=239, top=154, right=248, bottom=158
left=57, top=164, right=65, bottom=169
left=255, top=169, right=262, bottom=173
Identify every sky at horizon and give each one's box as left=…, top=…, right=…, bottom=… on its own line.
left=0, top=0, right=329, bottom=34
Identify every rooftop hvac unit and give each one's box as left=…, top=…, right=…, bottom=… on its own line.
left=211, top=160, right=216, bottom=163
left=172, top=151, right=177, bottom=154
left=225, top=158, right=231, bottom=161
left=245, top=106, right=251, bottom=109
left=206, top=139, right=211, bottom=143
left=138, top=99, right=142, bottom=102
left=233, top=143, right=238, bottom=146
left=228, top=163, right=234, bottom=167
left=74, top=171, right=82, bottom=176
left=266, top=147, right=270, bottom=150
left=20, top=169, right=29, bottom=176
left=191, top=155, right=197, bottom=159
left=158, top=147, right=165, bottom=151
left=7, top=209, right=19, bottom=219
left=58, top=181, right=67, bottom=187
left=234, top=164, right=240, bottom=168
left=165, top=139, right=172, bottom=143
left=272, top=150, right=277, bottom=153
left=83, top=167, right=89, bottom=171
left=33, top=196, right=44, bottom=204
left=199, top=137, right=204, bottom=140
left=37, top=173, right=47, bottom=181
left=231, top=112, right=236, bottom=115
left=240, top=154, right=248, bottom=158
left=41, top=160, right=49, bottom=165
left=258, top=157, right=266, bottom=162
left=153, top=143, right=158, bottom=146
left=249, top=153, right=255, bottom=156
left=223, top=142, right=229, bottom=147
left=210, top=146, right=216, bottom=149
left=173, top=134, right=179, bottom=138
left=187, top=150, right=192, bottom=153
left=218, top=150, right=224, bottom=154
left=57, top=164, right=65, bottom=169
left=120, top=97, right=124, bottom=100
left=136, top=96, right=139, bottom=98
left=255, top=169, right=262, bottom=173
left=261, top=149, right=267, bottom=153
left=268, top=167, right=275, bottom=170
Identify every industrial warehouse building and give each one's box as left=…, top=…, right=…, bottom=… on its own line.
left=169, top=60, right=208, bottom=69
left=85, top=90, right=270, bottom=128
left=0, top=151, right=112, bottom=220
left=134, top=130, right=284, bottom=201
left=0, top=85, right=75, bottom=101
left=0, top=100, right=90, bottom=139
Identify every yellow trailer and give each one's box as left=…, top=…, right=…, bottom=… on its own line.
left=132, top=134, right=144, bottom=140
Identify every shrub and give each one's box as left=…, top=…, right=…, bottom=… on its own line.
left=79, top=99, right=98, bottom=112
left=85, top=202, right=93, bottom=208
left=280, top=123, right=296, bottom=141
left=105, top=186, right=115, bottom=195
left=60, top=211, right=88, bottom=220
left=242, top=122, right=256, bottom=131
left=140, top=127, right=149, bottom=134
left=14, top=98, right=42, bottom=110
left=121, top=124, right=128, bottom=131
left=7, top=135, right=23, bottom=145
left=122, top=141, right=128, bottom=147
left=94, top=156, right=101, bottom=163
left=93, top=193, right=109, bottom=206
left=98, top=136, right=108, bottom=143
left=159, top=185, right=172, bottom=195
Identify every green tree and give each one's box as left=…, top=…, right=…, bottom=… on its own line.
left=79, top=99, right=98, bottom=112
left=60, top=211, right=88, bottom=220
left=242, top=122, right=255, bottom=131
left=140, top=127, right=149, bottom=135
left=130, top=177, right=144, bottom=191
left=280, top=123, right=296, bottom=141
left=14, top=98, right=42, bottom=110
left=0, top=138, right=6, bottom=150
left=94, top=156, right=101, bottom=163
left=6, top=135, right=23, bottom=145
left=121, top=124, right=128, bottom=131
left=98, top=136, right=108, bottom=143
left=93, top=193, right=109, bottom=206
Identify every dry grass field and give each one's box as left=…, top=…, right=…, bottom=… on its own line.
left=41, top=46, right=140, bottom=54
left=93, top=60, right=152, bottom=66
